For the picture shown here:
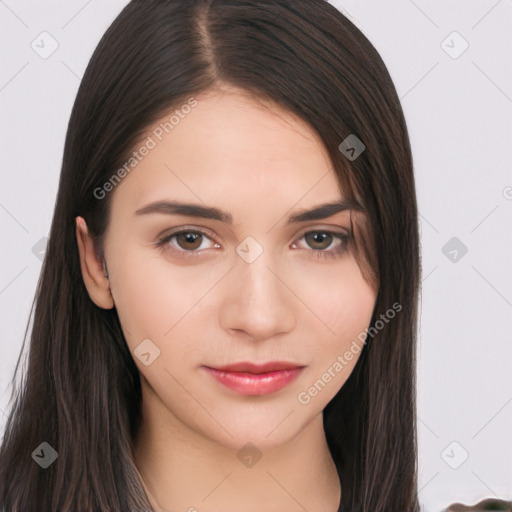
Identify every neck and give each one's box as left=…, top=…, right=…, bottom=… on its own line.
left=132, top=382, right=341, bottom=512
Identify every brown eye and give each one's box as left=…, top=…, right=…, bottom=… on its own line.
left=175, top=232, right=203, bottom=250
left=156, top=229, right=219, bottom=257
left=304, top=231, right=334, bottom=250
left=292, top=230, right=350, bottom=260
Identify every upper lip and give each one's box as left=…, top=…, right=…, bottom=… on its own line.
left=206, top=361, right=305, bottom=374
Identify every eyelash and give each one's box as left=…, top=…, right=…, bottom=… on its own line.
left=155, top=227, right=351, bottom=261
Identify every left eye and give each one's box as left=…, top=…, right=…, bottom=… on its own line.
left=292, top=231, right=349, bottom=255
left=299, top=231, right=344, bottom=251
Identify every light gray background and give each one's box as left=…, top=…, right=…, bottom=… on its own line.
left=1, top=1, right=511, bottom=510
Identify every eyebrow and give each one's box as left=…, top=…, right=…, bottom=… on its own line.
left=134, top=199, right=363, bottom=225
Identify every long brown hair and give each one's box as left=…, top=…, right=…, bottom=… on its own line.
left=0, top=1, right=421, bottom=510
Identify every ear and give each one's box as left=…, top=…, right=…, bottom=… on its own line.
left=75, top=216, right=114, bottom=309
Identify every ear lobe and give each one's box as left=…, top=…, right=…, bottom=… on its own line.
left=75, top=216, right=114, bottom=310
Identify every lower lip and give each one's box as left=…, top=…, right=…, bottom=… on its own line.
left=203, top=367, right=304, bottom=395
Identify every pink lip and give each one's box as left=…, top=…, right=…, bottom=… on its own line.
left=203, top=362, right=305, bottom=395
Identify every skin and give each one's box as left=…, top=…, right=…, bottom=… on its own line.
left=76, top=85, right=377, bottom=512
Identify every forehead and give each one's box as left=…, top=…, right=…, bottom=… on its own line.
left=110, top=87, right=342, bottom=218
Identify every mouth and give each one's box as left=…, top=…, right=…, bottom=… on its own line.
left=202, top=361, right=306, bottom=395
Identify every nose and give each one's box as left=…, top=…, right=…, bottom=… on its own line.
left=218, top=252, right=296, bottom=342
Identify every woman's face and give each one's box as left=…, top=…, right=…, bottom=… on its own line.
left=96, top=87, right=377, bottom=449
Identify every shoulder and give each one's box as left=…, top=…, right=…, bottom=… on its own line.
left=445, top=498, right=512, bottom=511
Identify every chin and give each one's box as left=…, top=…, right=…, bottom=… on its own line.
left=196, top=410, right=308, bottom=452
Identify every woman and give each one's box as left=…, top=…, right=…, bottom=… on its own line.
left=0, top=1, right=421, bottom=510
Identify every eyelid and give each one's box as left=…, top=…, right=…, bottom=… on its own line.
left=156, top=224, right=218, bottom=240
left=295, top=224, right=351, bottom=238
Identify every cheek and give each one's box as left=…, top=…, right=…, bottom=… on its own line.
left=110, top=242, right=375, bottom=363
left=294, top=262, right=376, bottom=407
left=295, top=258, right=376, bottom=339
left=109, top=247, right=224, bottom=355
left=108, top=248, right=180, bottom=345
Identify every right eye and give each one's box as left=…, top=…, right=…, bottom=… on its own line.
left=155, top=228, right=221, bottom=258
